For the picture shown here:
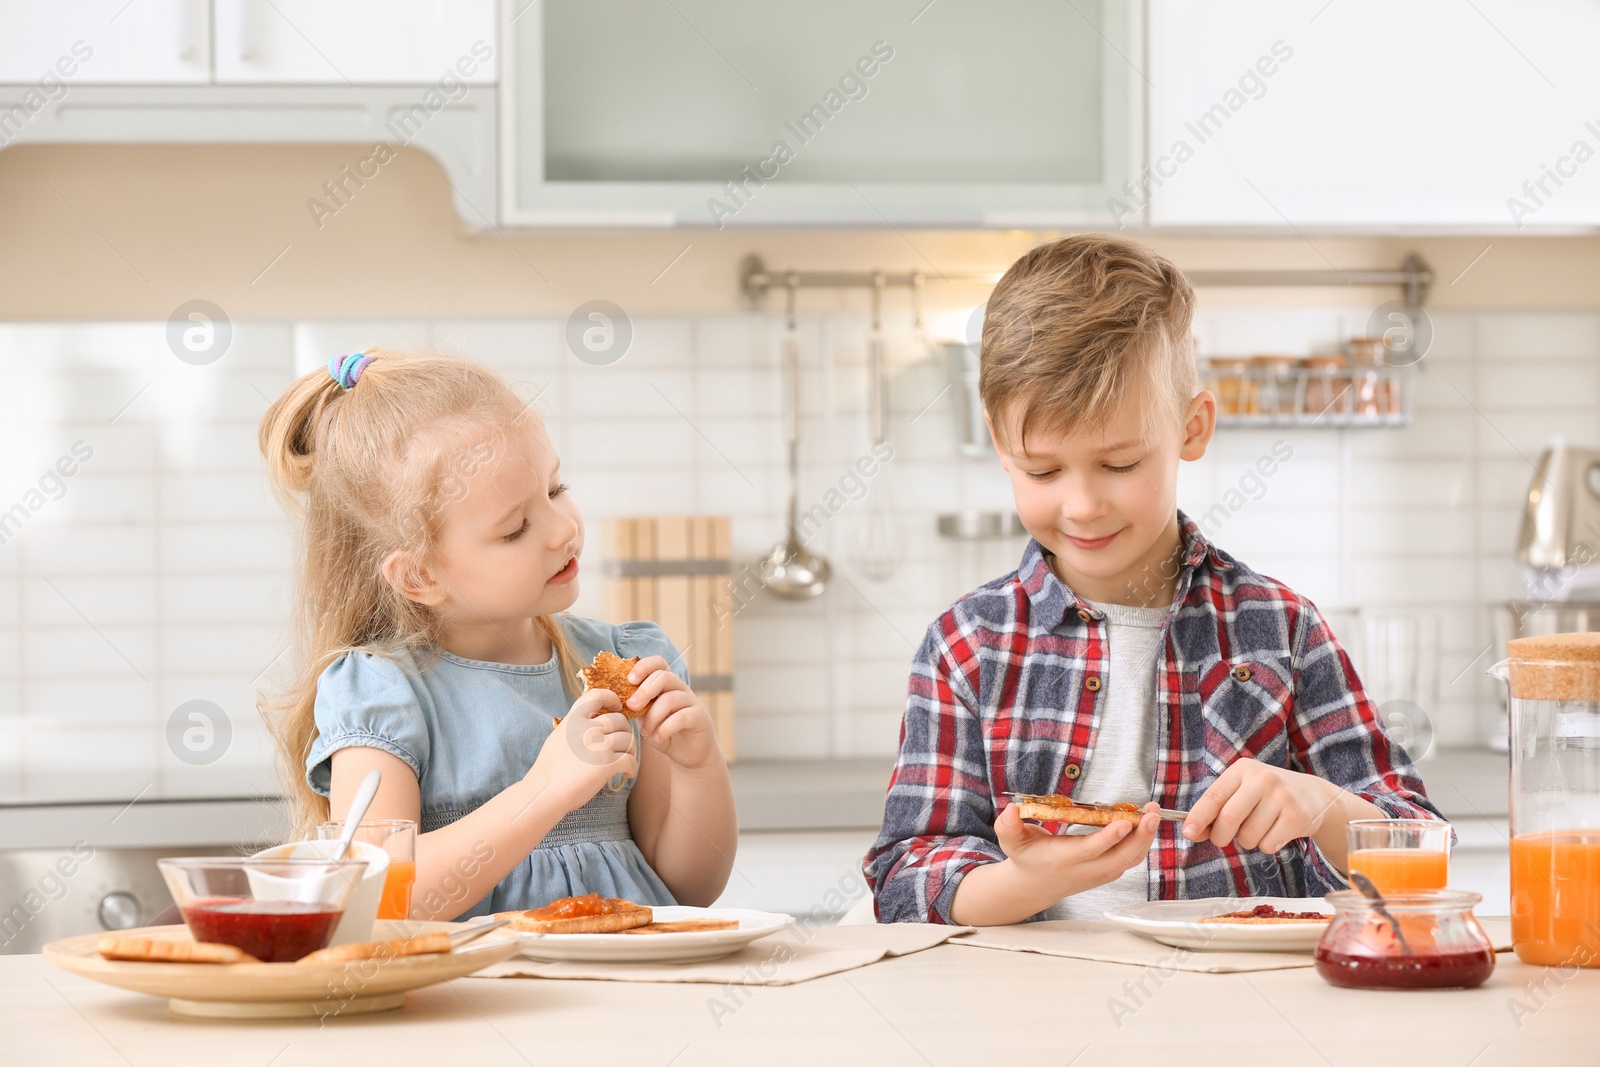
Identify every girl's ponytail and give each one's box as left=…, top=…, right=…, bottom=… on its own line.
left=258, top=365, right=344, bottom=509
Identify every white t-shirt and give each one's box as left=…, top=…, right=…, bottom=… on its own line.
left=1044, top=597, right=1167, bottom=921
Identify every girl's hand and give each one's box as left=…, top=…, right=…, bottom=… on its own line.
left=1181, top=759, right=1342, bottom=854
left=526, top=689, right=638, bottom=811
left=994, top=802, right=1162, bottom=897
left=623, top=655, right=720, bottom=770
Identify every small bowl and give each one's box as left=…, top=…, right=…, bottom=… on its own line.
left=157, top=857, right=366, bottom=963
left=251, top=840, right=389, bottom=947
left=1315, top=888, right=1496, bottom=990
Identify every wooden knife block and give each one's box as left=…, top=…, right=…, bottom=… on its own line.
left=600, top=517, right=736, bottom=763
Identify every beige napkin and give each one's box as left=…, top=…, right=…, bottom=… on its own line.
left=952, top=916, right=1514, bottom=974
left=469, top=921, right=966, bottom=986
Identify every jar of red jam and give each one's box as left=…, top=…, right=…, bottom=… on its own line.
left=1315, top=889, right=1496, bottom=990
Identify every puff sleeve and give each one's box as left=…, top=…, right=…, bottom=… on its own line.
left=305, top=650, right=429, bottom=797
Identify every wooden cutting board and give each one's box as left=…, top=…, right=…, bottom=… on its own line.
left=601, top=517, right=735, bottom=762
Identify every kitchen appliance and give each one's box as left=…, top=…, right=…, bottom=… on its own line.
left=0, top=844, right=268, bottom=955
left=1517, top=440, right=1600, bottom=590
left=0, top=796, right=290, bottom=955
left=1484, top=441, right=1600, bottom=750
left=1489, top=633, right=1600, bottom=968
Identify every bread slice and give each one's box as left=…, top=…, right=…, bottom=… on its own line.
left=496, top=898, right=652, bottom=934
left=295, top=933, right=453, bottom=966
left=577, top=651, right=644, bottom=717
left=1197, top=914, right=1330, bottom=925
left=1012, top=796, right=1142, bottom=827
left=97, top=936, right=257, bottom=964
left=621, top=918, right=739, bottom=934
left=1199, top=906, right=1330, bottom=925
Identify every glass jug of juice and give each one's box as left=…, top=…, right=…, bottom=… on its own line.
left=1491, top=633, right=1600, bottom=967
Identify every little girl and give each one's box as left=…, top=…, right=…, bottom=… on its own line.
left=258, top=348, right=736, bottom=920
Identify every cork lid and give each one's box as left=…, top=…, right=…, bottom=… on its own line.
left=1506, top=632, right=1600, bottom=700
left=1507, top=632, right=1600, bottom=662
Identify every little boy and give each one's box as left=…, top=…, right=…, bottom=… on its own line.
left=864, top=234, right=1442, bottom=926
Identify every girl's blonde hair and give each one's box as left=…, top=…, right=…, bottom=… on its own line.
left=258, top=349, right=579, bottom=838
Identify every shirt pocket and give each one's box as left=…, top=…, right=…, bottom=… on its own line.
left=1195, top=652, right=1296, bottom=766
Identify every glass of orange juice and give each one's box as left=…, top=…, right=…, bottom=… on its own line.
left=1347, top=819, right=1450, bottom=894
left=317, top=819, right=416, bottom=920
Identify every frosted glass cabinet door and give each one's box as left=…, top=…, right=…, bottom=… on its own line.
left=504, top=0, right=1140, bottom=227
left=0, top=0, right=210, bottom=84
left=212, top=0, right=497, bottom=85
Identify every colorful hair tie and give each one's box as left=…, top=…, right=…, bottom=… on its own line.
left=327, top=351, right=374, bottom=389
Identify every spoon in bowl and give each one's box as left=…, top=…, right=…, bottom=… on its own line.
left=331, top=768, right=382, bottom=861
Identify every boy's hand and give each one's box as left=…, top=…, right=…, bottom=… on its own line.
left=624, top=655, right=721, bottom=771
left=994, top=801, right=1162, bottom=897
left=1182, top=759, right=1343, bottom=854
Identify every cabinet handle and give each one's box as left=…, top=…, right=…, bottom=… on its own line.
left=176, top=0, right=195, bottom=62
left=238, top=0, right=258, bottom=62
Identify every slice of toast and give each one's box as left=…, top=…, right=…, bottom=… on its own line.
left=97, top=936, right=257, bottom=964
left=621, top=918, right=739, bottom=934
left=495, top=898, right=653, bottom=934
left=295, top=933, right=453, bottom=966
left=1197, top=914, right=1330, bottom=924
left=1199, top=907, right=1329, bottom=924
left=1012, top=798, right=1142, bottom=827
left=577, top=651, right=644, bottom=717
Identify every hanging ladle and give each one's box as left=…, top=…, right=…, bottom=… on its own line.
left=760, top=275, right=831, bottom=600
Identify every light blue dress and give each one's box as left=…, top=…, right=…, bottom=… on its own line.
left=305, top=615, right=682, bottom=919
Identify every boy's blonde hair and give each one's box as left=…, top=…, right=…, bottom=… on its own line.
left=979, top=233, right=1197, bottom=449
left=258, top=349, right=578, bottom=838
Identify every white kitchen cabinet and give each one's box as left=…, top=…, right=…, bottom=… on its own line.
left=1145, top=0, right=1600, bottom=229
left=503, top=0, right=1142, bottom=228
left=0, top=0, right=210, bottom=84
left=211, top=0, right=497, bottom=85
left=0, top=0, right=498, bottom=224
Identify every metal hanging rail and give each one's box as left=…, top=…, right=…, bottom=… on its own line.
left=738, top=252, right=1434, bottom=308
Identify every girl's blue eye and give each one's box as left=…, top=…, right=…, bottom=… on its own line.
left=504, top=519, right=528, bottom=542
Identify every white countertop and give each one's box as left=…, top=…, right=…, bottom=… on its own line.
left=3, top=935, right=1590, bottom=1065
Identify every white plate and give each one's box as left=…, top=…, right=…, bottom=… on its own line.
left=1104, top=897, right=1333, bottom=953
left=508, top=906, right=794, bottom=964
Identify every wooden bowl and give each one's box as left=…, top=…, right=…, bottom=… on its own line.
left=44, top=920, right=523, bottom=1018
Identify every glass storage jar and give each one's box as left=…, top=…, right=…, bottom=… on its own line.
left=1490, top=633, right=1600, bottom=968
left=1314, top=889, right=1496, bottom=990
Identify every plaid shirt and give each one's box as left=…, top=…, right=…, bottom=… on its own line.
left=864, top=510, right=1443, bottom=924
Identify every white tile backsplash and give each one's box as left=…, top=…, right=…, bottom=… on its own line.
left=0, top=308, right=1593, bottom=800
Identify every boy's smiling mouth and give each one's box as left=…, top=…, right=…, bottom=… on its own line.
left=1063, top=527, right=1124, bottom=551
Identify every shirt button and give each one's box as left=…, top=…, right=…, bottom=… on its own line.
left=1085, top=676, right=1102, bottom=692
left=1232, top=664, right=1252, bottom=682
left=1064, top=763, right=1082, bottom=780
left=1077, top=609, right=1092, bottom=621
